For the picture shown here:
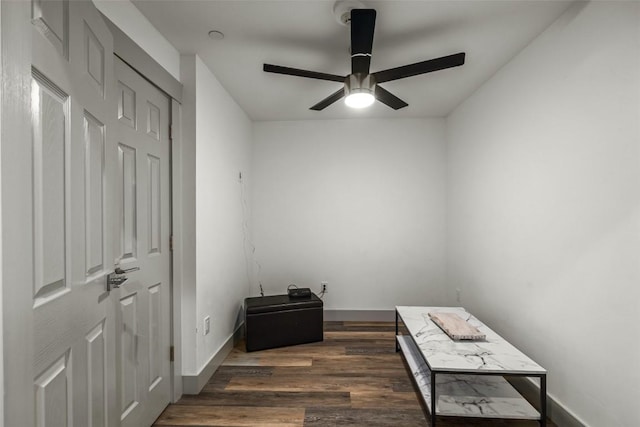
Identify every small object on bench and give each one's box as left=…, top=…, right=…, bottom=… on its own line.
left=244, top=293, right=323, bottom=352
left=287, top=286, right=311, bottom=298
left=428, top=312, right=486, bottom=340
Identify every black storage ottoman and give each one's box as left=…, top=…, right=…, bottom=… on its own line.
left=244, top=293, right=323, bottom=352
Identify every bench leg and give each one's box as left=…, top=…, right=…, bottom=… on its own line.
left=540, top=374, right=547, bottom=427
left=395, top=309, right=399, bottom=352
left=431, top=370, right=437, bottom=426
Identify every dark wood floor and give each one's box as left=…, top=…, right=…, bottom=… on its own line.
left=154, top=322, right=553, bottom=426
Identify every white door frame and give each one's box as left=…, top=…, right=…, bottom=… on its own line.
left=169, top=98, right=184, bottom=402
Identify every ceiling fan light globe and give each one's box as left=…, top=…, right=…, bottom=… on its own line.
left=345, top=91, right=375, bottom=108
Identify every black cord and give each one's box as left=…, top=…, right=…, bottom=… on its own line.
left=259, top=283, right=264, bottom=297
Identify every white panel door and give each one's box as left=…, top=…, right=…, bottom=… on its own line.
left=114, top=57, right=172, bottom=427
left=29, top=0, right=118, bottom=426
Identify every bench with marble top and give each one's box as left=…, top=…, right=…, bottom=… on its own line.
left=395, top=306, right=547, bottom=426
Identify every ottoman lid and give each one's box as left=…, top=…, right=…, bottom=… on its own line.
left=245, top=293, right=323, bottom=314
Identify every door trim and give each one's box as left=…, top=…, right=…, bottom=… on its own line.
left=169, top=99, right=183, bottom=401
left=101, top=13, right=182, bottom=103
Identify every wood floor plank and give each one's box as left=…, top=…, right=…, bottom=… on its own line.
left=202, top=374, right=233, bottom=392
left=200, top=366, right=273, bottom=392
left=154, top=405, right=305, bottom=426
left=225, top=374, right=395, bottom=393
left=264, top=344, right=347, bottom=355
left=323, top=331, right=395, bottom=340
left=235, top=343, right=346, bottom=357
left=345, top=346, right=397, bottom=355
left=213, top=366, right=273, bottom=377
left=270, top=354, right=407, bottom=377
left=350, top=391, right=421, bottom=408
left=304, top=407, right=429, bottom=426
left=311, top=354, right=402, bottom=365
left=392, top=376, right=418, bottom=392
left=222, top=349, right=313, bottom=367
left=270, top=365, right=407, bottom=378
left=324, top=321, right=396, bottom=332
left=177, top=391, right=351, bottom=408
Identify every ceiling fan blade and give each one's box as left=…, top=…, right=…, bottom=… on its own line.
left=373, top=52, right=465, bottom=84
left=310, top=88, right=345, bottom=111
left=264, top=64, right=345, bottom=83
left=350, top=9, right=376, bottom=74
left=375, top=86, right=408, bottom=110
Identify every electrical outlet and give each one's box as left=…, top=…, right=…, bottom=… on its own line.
left=321, top=281, right=328, bottom=293
left=204, top=316, right=210, bottom=335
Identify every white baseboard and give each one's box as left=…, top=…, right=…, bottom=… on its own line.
left=508, top=377, right=588, bottom=427
left=182, top=325, right=244, bottom=395
left=323, top=309, right=395, bottom=322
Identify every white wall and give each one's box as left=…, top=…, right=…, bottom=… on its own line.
left=446, top=2, right=640, bottom=426
left=94, top=0, right=180, bottom=79
left=253, top=119, right=447, bottom=309
left=181, top=55, right=253, bottom=375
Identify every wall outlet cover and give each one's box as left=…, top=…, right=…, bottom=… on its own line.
left=204, top=316, right=211, bottom=335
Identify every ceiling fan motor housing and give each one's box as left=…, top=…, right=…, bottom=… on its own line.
left=345, top=73, right=376, bottom=96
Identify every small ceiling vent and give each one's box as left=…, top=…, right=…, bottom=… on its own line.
left=333, top=0, right=366, bottom=26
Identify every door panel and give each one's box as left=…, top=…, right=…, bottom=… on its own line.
left=34, top=351, right=72, bottom=426
left=84, top=111, right=106, bottom=278
left=115, top=56, right=172, bottom=427
left=32, top=73, right=68, bottom=304
left=85, top=23, right=105, bottom=96
left=118, top=143, right=138, bottom=262
left=29, top=0, right=118, bottom=426
left=85, top=321, right=108, bottom=427
left=118, top=82, right=137, bottom=129
left=32, top=0, right=68, bottom=58
left=119, top=293, right=140, bottom=420
left=148, top=155, right=162, bottom=254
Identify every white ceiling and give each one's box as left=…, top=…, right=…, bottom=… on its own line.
left=132, top=0, right=573, bottom=121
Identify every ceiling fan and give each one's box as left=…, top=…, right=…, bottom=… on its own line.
left=263, top=5, right=465, bottom=111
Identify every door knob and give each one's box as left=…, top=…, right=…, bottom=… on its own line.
left=114, top=266, right=140, bottom=275
left=106, top=266, right=140, bottom=291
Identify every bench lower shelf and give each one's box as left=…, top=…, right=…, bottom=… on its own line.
left=397, top=335, right=541, bottom=420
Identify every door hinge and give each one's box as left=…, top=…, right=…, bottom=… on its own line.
left=169, top=234, right=174, bottom=251
left=170, top=345, right=175, bottom=362
left=169, top=124, right=174, bottom=140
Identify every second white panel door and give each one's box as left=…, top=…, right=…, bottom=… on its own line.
left=114, top=56, right=172, bottom=427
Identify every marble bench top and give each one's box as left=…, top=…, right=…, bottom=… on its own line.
left=396, top=306, right=546, bottom=375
